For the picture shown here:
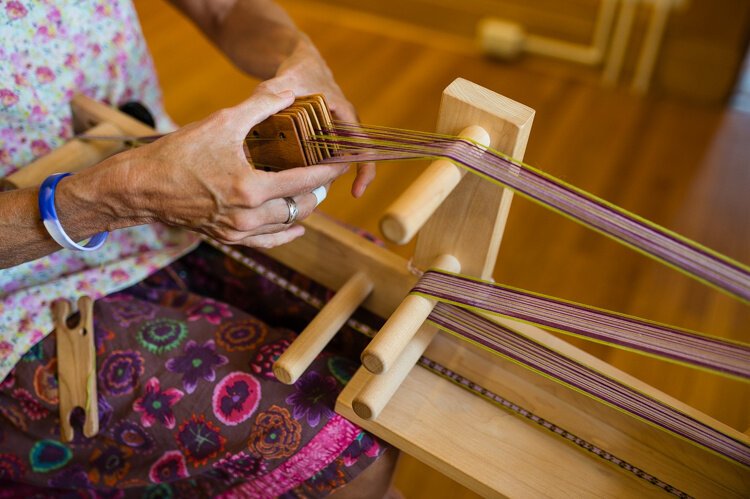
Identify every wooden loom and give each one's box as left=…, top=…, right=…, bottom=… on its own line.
left=7, top=79, right=748, bottom=497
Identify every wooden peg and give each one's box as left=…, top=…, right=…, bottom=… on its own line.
left=274, top=272, right=374, bottom=384
left=6, top=122, right=125, bottom=190
left=379, top=125, right=491, bottom=244
left=55, top=296, right=98, bottom=442
left=352, top=323, right=437, bottom=420
left=71, top=94, right=155, bottom=136
left=361, top=254, right=460, bottom=374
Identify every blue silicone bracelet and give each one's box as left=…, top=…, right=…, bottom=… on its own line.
left=38, top=173, right=109, bottom=251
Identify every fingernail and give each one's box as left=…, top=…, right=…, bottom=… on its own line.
left=277, top=90, right=294, bottom=99
left=312, top=185, right=327, bottom=207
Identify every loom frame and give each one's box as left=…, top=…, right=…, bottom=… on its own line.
left=8, top=81, right=748, bottom=497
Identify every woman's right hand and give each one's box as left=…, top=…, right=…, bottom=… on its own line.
left=87, top=88, right=348, bottom=248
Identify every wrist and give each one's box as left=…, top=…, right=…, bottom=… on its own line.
left=55, top=153, right=153, bottom=236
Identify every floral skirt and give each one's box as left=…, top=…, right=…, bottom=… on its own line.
left=0, top=243, right=388, bottom=498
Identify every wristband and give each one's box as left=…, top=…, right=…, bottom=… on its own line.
left=38, top=173, right=109, bottom=251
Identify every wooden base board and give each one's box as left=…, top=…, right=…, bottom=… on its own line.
left=338, top=328, right=750, bottom=497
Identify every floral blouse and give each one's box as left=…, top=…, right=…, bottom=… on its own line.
left=0, top=0, right=198, bottom=381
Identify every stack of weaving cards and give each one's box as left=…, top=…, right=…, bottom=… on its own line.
left=246, top=94, right=335, bottom=170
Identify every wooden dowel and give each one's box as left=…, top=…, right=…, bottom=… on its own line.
left=274, top=271, right=373, bottom=384
left=5, top=122, right=126, bottom=190
left=361, top=253, right=460, bottom=374
left=71, top=93, right=155, bottom=136
left=379, top=125, right=490, bottom=244
left=352, top=323, right=437, bottom=420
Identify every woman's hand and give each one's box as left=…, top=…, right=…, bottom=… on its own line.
left=169, top=0, right=374, bottom=197
left=261, top=36, right=376, bottom=198
left=105, top=89, right=348, bottom=248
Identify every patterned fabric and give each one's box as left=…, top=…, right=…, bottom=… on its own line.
left=0, top=0, right=198, bottom=381
left=0, top=0, right=171, bottom=174
left=0, top=244, right=387, bottom=497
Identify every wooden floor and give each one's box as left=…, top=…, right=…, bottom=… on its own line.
left=134, top=1, right=749, bottom=497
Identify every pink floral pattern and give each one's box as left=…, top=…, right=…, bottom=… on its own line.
left=12, top=388, right=49, bottom=421
left=250, top=338, right=291, bottom=380
left=0, top=245, right=389, bottom=495
left=0, top=0, right=199, bottom=383
left=187, top=298, right=233, bottom=325
left=223, top=414, right=360, bottom=498
left=133, top=377, right=184, bottom=429
left=212, top=372, right=261, bottom=426
left=148, top=450, right=188, bottom=484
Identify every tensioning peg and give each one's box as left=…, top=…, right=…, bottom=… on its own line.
left=352, top=323, right=438, bottom=420
left=379, top=125, right=491, bottom=245
left=55, top=296, right=99, bottom=442
left=274, top=272, right=373, bottom=384
left=361, top=253, right=460, bottom=374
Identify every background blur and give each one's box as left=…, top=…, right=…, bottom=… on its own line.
left=133, top=1, right=749, bottom=497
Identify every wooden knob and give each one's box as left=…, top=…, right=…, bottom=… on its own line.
left=361, top=254, right=460, bottom=374
left=353, top=324, right=437, bottom=420
left=379, top=125, right=491, bottom=244
left=274, top=272, right=373, bottom=384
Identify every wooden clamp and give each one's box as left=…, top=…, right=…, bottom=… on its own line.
left=54, top=296, right=98, bottom=442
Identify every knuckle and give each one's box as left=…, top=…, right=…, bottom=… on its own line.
left=235, top=181, right=264, bottom=209
left=245, top=190, right=264, bottom=209
left=255, top=81, right=274, bottom=94
left=217, top=229, right=243, bottom=244
left=297, top=198, right=316, bottom=220
left=231, top=212, right=259, bottom=233
left=226, top=212, right=243, bottom=231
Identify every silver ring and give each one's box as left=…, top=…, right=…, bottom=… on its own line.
left=283, top=196, right=299, bottom=224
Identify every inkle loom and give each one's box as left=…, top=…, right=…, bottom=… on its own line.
left=12, top=80, right=749, bottom=497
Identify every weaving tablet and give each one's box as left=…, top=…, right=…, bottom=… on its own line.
left=246, top=113, right=307, bottom=170
left=280, top=108, right=316, bottom=165
left=301, top=94, right=337, bottom=156
left=246, top=94, right=334, bottom=170
left=297, top=102, right=324, bottom=161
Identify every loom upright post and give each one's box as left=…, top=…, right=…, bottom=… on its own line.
left=411, top=78, right=533, bottom=278
left=343, top=77, right=535, bottom=419
left=360, top=77, right=535, bottom=376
